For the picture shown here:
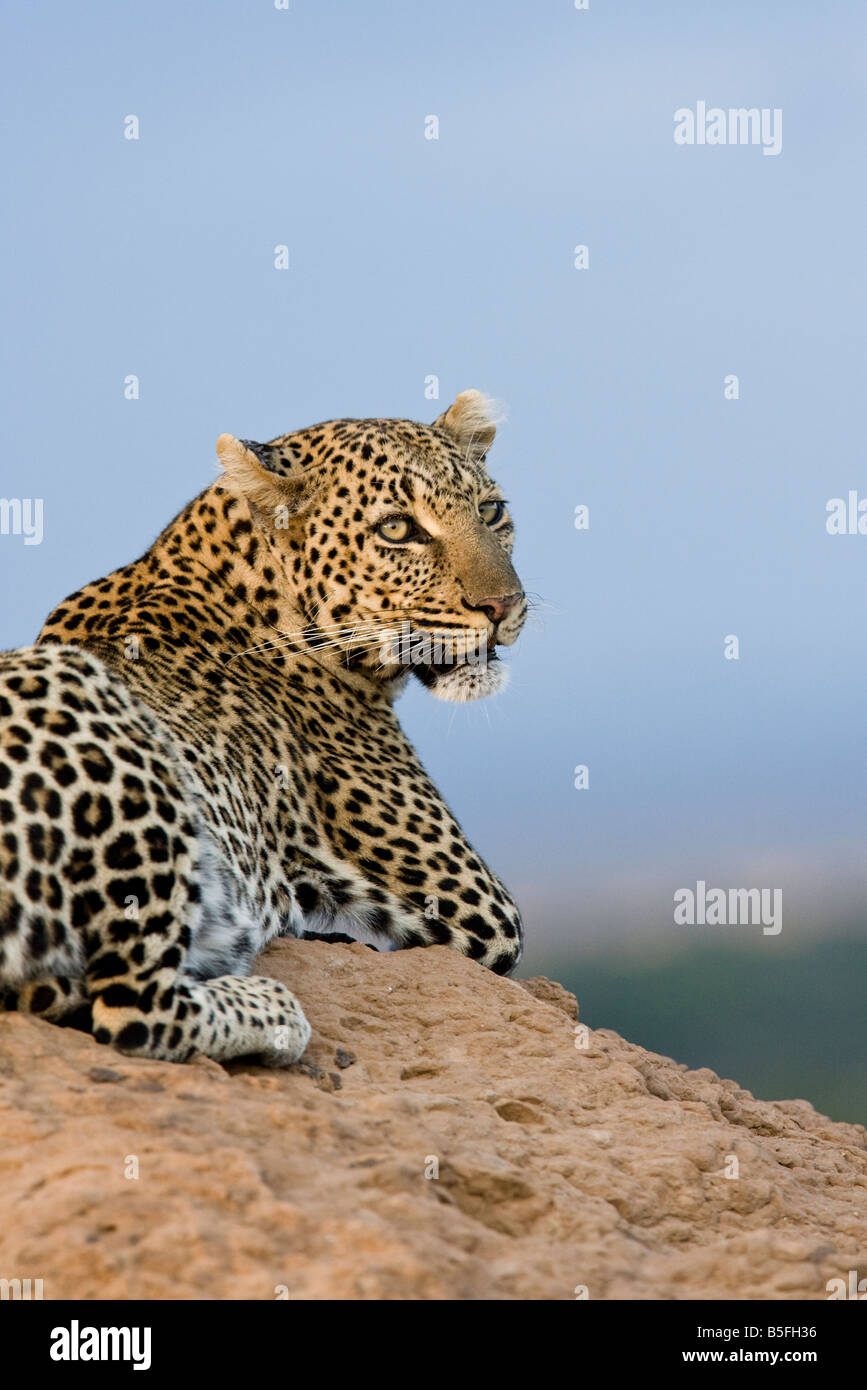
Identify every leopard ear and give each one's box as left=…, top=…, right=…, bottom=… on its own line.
left=216, top=434, right=312, bottom=516
left=432, top=390, right=499, bottom=462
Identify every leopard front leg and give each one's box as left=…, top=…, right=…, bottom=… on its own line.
left=288, top=835, right=523, bottom=976
left=372, top=873, right=523, bottom=976
left=294, top=728, right=526, bottom=971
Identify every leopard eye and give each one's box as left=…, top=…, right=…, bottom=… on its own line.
left=376, top=515, right=416, bottom=543
left=479, top=500, right=505, bottom=526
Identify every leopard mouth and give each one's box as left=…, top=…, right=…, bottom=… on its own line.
left=413, top=647, right=500, bottom=687
left=377, top=619, right=496, bottom=681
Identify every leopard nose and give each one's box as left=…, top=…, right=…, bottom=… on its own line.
left=465, top=591, right=524, bottom=625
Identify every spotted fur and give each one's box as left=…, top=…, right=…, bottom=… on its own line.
left=0, top=392, right=527, bottom=1065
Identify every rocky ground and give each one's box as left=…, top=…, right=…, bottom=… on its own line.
left=1, top=939, right=865, bottom=1300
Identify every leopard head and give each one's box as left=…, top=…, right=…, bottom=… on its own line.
left=216, top=391, right=526, bottom=702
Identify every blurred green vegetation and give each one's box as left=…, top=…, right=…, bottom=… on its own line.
left=533, top=934, right=866, bottom=1126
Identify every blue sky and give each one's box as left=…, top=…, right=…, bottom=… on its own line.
left=1, top=1, right=865, bottom=967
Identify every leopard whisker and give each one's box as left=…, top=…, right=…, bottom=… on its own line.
left=231, top=622, right=394, bottom=659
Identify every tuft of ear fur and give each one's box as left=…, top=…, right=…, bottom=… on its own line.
left=432, top=390, right=502, bottom=462
left=217, top=433, right=267, bottom=496
left=216, top=433, right=308, bottom=516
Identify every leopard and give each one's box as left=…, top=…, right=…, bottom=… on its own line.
left=0, top=390, right=527, bottom=1066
